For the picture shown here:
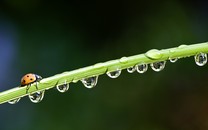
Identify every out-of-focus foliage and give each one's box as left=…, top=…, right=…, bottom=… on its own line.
left=0, top=0, right=208, bottom=130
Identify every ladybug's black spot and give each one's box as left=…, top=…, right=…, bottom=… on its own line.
left=23, top=80, right=26, bottom=83
left=27, top=75, right=29, bottom=77
left=30, top=78, right=33, bottom=80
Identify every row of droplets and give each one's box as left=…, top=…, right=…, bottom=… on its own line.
left=8, top=82, right=70, bottom=104
left=8, top=52, right=207, bottom=104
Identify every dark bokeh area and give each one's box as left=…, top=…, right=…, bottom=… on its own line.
left=1, top=0, right=208, bottom=130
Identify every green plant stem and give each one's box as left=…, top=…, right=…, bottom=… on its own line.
left=1, top=42, right=208, bottom=104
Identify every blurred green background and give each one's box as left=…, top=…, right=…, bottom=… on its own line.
left=1, top=0, right=208, bottom=130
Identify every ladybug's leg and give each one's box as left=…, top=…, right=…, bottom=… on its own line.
left=26, top=84, right=31, bottom=93
left=35, top=82, right=39, bottom=90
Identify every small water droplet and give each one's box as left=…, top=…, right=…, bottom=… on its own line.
left=150, top=61, right=166, bottom=72
left=145, top=49, right=162, bottom=60
left=169, top=49, right=175, bottom=53
left=119, top=57, right=128, bottom=63
left=8, top=98, right=21, bottom=104
left=194, top=53, right=207, bottom=66
left=72, top=79, right=79, bottom=83
left=169, top=58, right=178, bottom=63
left=178, top=44, right=187, bottom=49
left=93, top=63, right=105, bottom=69
left=81, top=76, right=98, bottom=88
left=29, top=91, right=45, bottom=103
left=56, top=80, right=69, bottom=93
left=127, top=66, right=136, bottom=73
left=106, top=69, right=121, bottom=78
left=135, top=64, right=148, bottom=73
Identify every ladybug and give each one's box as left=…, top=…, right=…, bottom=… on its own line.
left=20, top=73, right=42, bottom=92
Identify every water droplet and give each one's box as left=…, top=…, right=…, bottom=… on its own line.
left=169, top=58, right=178, bottom=63
left=194, top=53, right=207, bottom=66
left=169, top=49, right=175, bottom=53
left=178, top=44, right=187, bottom=49
left=150, top=61, right=166, bottom=72
left=56, top=80, right=69, bottom=93
left=29, top=91, right=45, bottom=103
left=127, top=66, right=136, bottom=73
left=135, top=64, right=148, bottom=73
left=145, top=49, right=162, bottom=60
left=72, top=79, right=79, bottom=83
left=119, top=57, right=128, bottom=63
left=81, top=76, right=98, bottom=88
left=8, top=98, right=21, bottom=104
left=93, top=63, right=105, bottom=69
left=106, top=69, right=121, bottom=78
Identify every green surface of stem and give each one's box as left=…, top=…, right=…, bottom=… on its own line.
left=1, top=42, right=208, bottom=104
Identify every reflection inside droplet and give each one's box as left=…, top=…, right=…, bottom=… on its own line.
left=8, top=98, right=21, bottom=104
left=106, top=69, right=121, bottom=78
left=81, top=76, right=98, bottom=88
left=194, top=53, right=207, bottom=66
left=135, top=64, right=148, bottom=73
left=57, top=81, right=69, bottom=93
left=29, top=90, right=45, bottom=103
left=169, top=58, right=178, bottom=63
left=150, top=61, right=166, bottom=72
left=127, top=66, right=136, bottom=73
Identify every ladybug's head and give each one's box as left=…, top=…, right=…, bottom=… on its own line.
left=35, top=74, right=43, bottom=82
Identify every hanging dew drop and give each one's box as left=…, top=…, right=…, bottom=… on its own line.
left=81, top=76, right=98, bottom=88
left=194, top=53, right=207, bottom=66
left=150, top=61, right=166, bottom=72
left=127, top=66, right=136, bottom=73
left=72, top=79, right=79, bottom=83
left=135, top=64, right=148, bottom=73
left=8, top=98, right=21, bottom=104
left=106, top=69, right=121, bottom=78
left=29, top=90, right=45, bottom=103
left=169, top=58, right=178, bottom=63
left=56, top=80, right=69, bottom=93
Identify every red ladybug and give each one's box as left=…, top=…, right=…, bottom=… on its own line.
left=20, top=73, right=42, bottom=92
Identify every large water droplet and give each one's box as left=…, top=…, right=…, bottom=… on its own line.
left=106, top=69, right=121, bottom=78
left=127, top=66, right=136, bottom=73
left=135, top=64, right=148, bottom=73
left=29, top=91, right=45, bottom=103
left=169, top=58, right=178, bottom=63
left=150, top=61, right=166, bottom=72
left=145, top=49, right=162, bottom=60
left=81, top=76, right=98, bottom=88
left=119, top=57, right=128, bottom=63
left=8, top=98, right=21, bottom=104
left=194, top=53, right=207, bottom=66
left=56, top=80, right=69, bottom=93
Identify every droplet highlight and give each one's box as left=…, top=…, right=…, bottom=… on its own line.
left=29, top=91, right=45, bottom=103
left=127, top=66, right=136, bottom=73
left=194, top=53, right=207, bottom=66
left=81, top=76, right=98, bottom=88
left=136, top=64, right=148, bottom=73
left=56, top=80, right=69, bottom=93
left=106, top=69, right=121, bottom=78
left=150, top=61, right=166, bottom=72
left=8, top=98, right=21, bottom=104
